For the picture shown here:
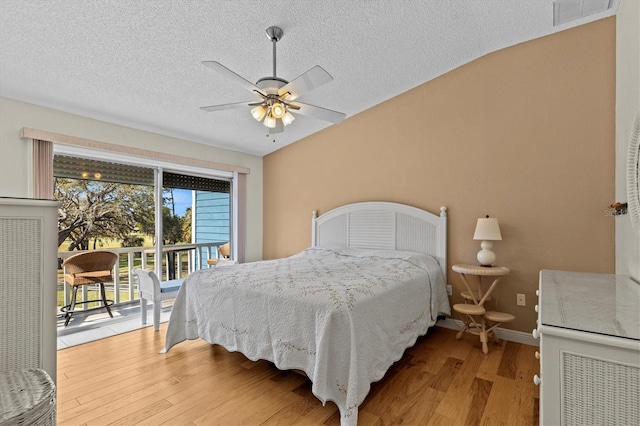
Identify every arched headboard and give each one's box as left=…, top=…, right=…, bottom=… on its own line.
left=312, top=202, right=448, bottom=282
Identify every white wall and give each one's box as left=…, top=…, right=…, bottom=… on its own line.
left=616, top=0, right=640, bottom=281
left=0, top=96, right=264, bottom=262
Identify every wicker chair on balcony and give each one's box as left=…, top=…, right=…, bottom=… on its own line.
left=60, top=251, right=119, bottom=326
left=206, top=242, right=230, bottom=266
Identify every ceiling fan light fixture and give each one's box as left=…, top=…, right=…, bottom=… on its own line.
left=282, top=111, right=295, bottom=126
left=271, top=102, right=285, bottom=118
left=264, top=114, right=277, bottom=128
left=251, top=105, right=266, bottom=121
left=201, top=25, right=345, bottom=138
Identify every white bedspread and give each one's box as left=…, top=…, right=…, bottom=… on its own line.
left=162, top=246, right=451, bottom=425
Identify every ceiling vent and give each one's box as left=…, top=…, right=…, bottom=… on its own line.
left=553, top=0, right=613, bottom=26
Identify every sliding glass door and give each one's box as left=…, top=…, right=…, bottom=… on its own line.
left=53, top=154, right=232, bottom=310
left=162, top=171, right=231, bottom=272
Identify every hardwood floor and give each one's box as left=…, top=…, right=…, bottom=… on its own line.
left=57, top=324, right=539, bottom=425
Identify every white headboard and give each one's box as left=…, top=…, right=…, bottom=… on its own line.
left=312, top=202, right=448, bottom=282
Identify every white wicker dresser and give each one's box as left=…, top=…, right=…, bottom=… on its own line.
left=0, top=198, right=58, bottom=380
left=533, top=270, right=640, bottom=426
left=0, top=198, right=58, bottom=425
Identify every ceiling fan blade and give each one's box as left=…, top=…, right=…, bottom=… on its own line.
left=202, top=61, right=265, bottom=95
left=200, top=101, right=254, bottom=112
left=269, top=120, right=284, bottom=134
left=289, top=102, right=346, bottom=124
left=278, top=66, right=333, bottom=101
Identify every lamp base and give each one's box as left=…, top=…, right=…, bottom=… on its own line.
left=477, top=240, right=496, bottom=267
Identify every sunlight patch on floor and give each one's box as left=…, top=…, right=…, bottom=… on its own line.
left=56, top=302, right=173, bottom=349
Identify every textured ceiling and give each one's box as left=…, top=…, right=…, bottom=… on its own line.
left=0, top=1, right=619, bottom=157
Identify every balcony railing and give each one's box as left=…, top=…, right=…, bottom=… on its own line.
left=57, top=242, right=225, bottom=312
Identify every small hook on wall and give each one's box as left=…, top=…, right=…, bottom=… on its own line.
left=609, top=202, right=628, bottom=215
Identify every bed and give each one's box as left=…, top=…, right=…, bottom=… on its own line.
left=162, top=201, right=451, bottom=425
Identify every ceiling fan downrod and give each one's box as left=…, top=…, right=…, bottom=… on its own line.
left=265, top=26, right=283, bottom=78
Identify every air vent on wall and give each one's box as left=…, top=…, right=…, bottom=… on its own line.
left=553, top=0, right=613, bottom=26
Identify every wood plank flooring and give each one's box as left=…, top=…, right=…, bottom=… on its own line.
left=56, top=324, right=539, bottom=425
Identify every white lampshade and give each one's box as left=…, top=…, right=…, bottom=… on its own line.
left=473, top=216, right=502, bottom=267
left=473, top=217, right=502, bottom=241
left=263, top=114, right=277, bottom=128
left=282, top=111, right=295, bottom=126
left=251, top=105, right=266, bottom=121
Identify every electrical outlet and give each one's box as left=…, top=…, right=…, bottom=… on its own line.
left=446, top=285, right=452, bottom=296
left=517, top=293, right=526, bottom=306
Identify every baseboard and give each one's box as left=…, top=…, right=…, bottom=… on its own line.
left=436, top=317, right=539, bottom=347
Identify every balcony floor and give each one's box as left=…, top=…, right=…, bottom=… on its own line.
left=56, top=301, right=172, bottom=350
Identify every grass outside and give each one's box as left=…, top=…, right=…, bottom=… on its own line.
left=58, top=235, right=154, bottom=252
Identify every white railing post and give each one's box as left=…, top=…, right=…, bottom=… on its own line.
left=177, top=252, right=183, bottom=279
left=112, top=259, right=120, bottom=305
left=127, top=251, right=135, bottom=301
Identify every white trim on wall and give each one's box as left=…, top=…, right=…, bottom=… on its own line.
left=233, top=172, right=247, bottom=263
left=437, top=317, right=539, bottom=347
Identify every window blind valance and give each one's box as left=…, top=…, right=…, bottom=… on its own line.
left=53, top=155, right=154, bottom=186
left=163, top=172, right=230, bottom=193
left=54, top=156, right=231, bottom=193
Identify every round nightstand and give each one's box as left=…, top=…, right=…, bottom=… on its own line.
left=451, top=263, right=513, bottom=354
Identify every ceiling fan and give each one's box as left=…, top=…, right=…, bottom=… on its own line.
left=200, top=26, right=346, bottom=135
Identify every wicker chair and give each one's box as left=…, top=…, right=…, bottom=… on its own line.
left=206, top=242, right=230, bottom=266
left=61, top=251, right=119, bottom=326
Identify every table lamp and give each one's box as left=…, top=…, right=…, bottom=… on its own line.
left=473, top=215, right=502, bottom=266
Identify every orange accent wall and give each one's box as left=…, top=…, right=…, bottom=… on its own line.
left=264, top=18, right=616, bottom=333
